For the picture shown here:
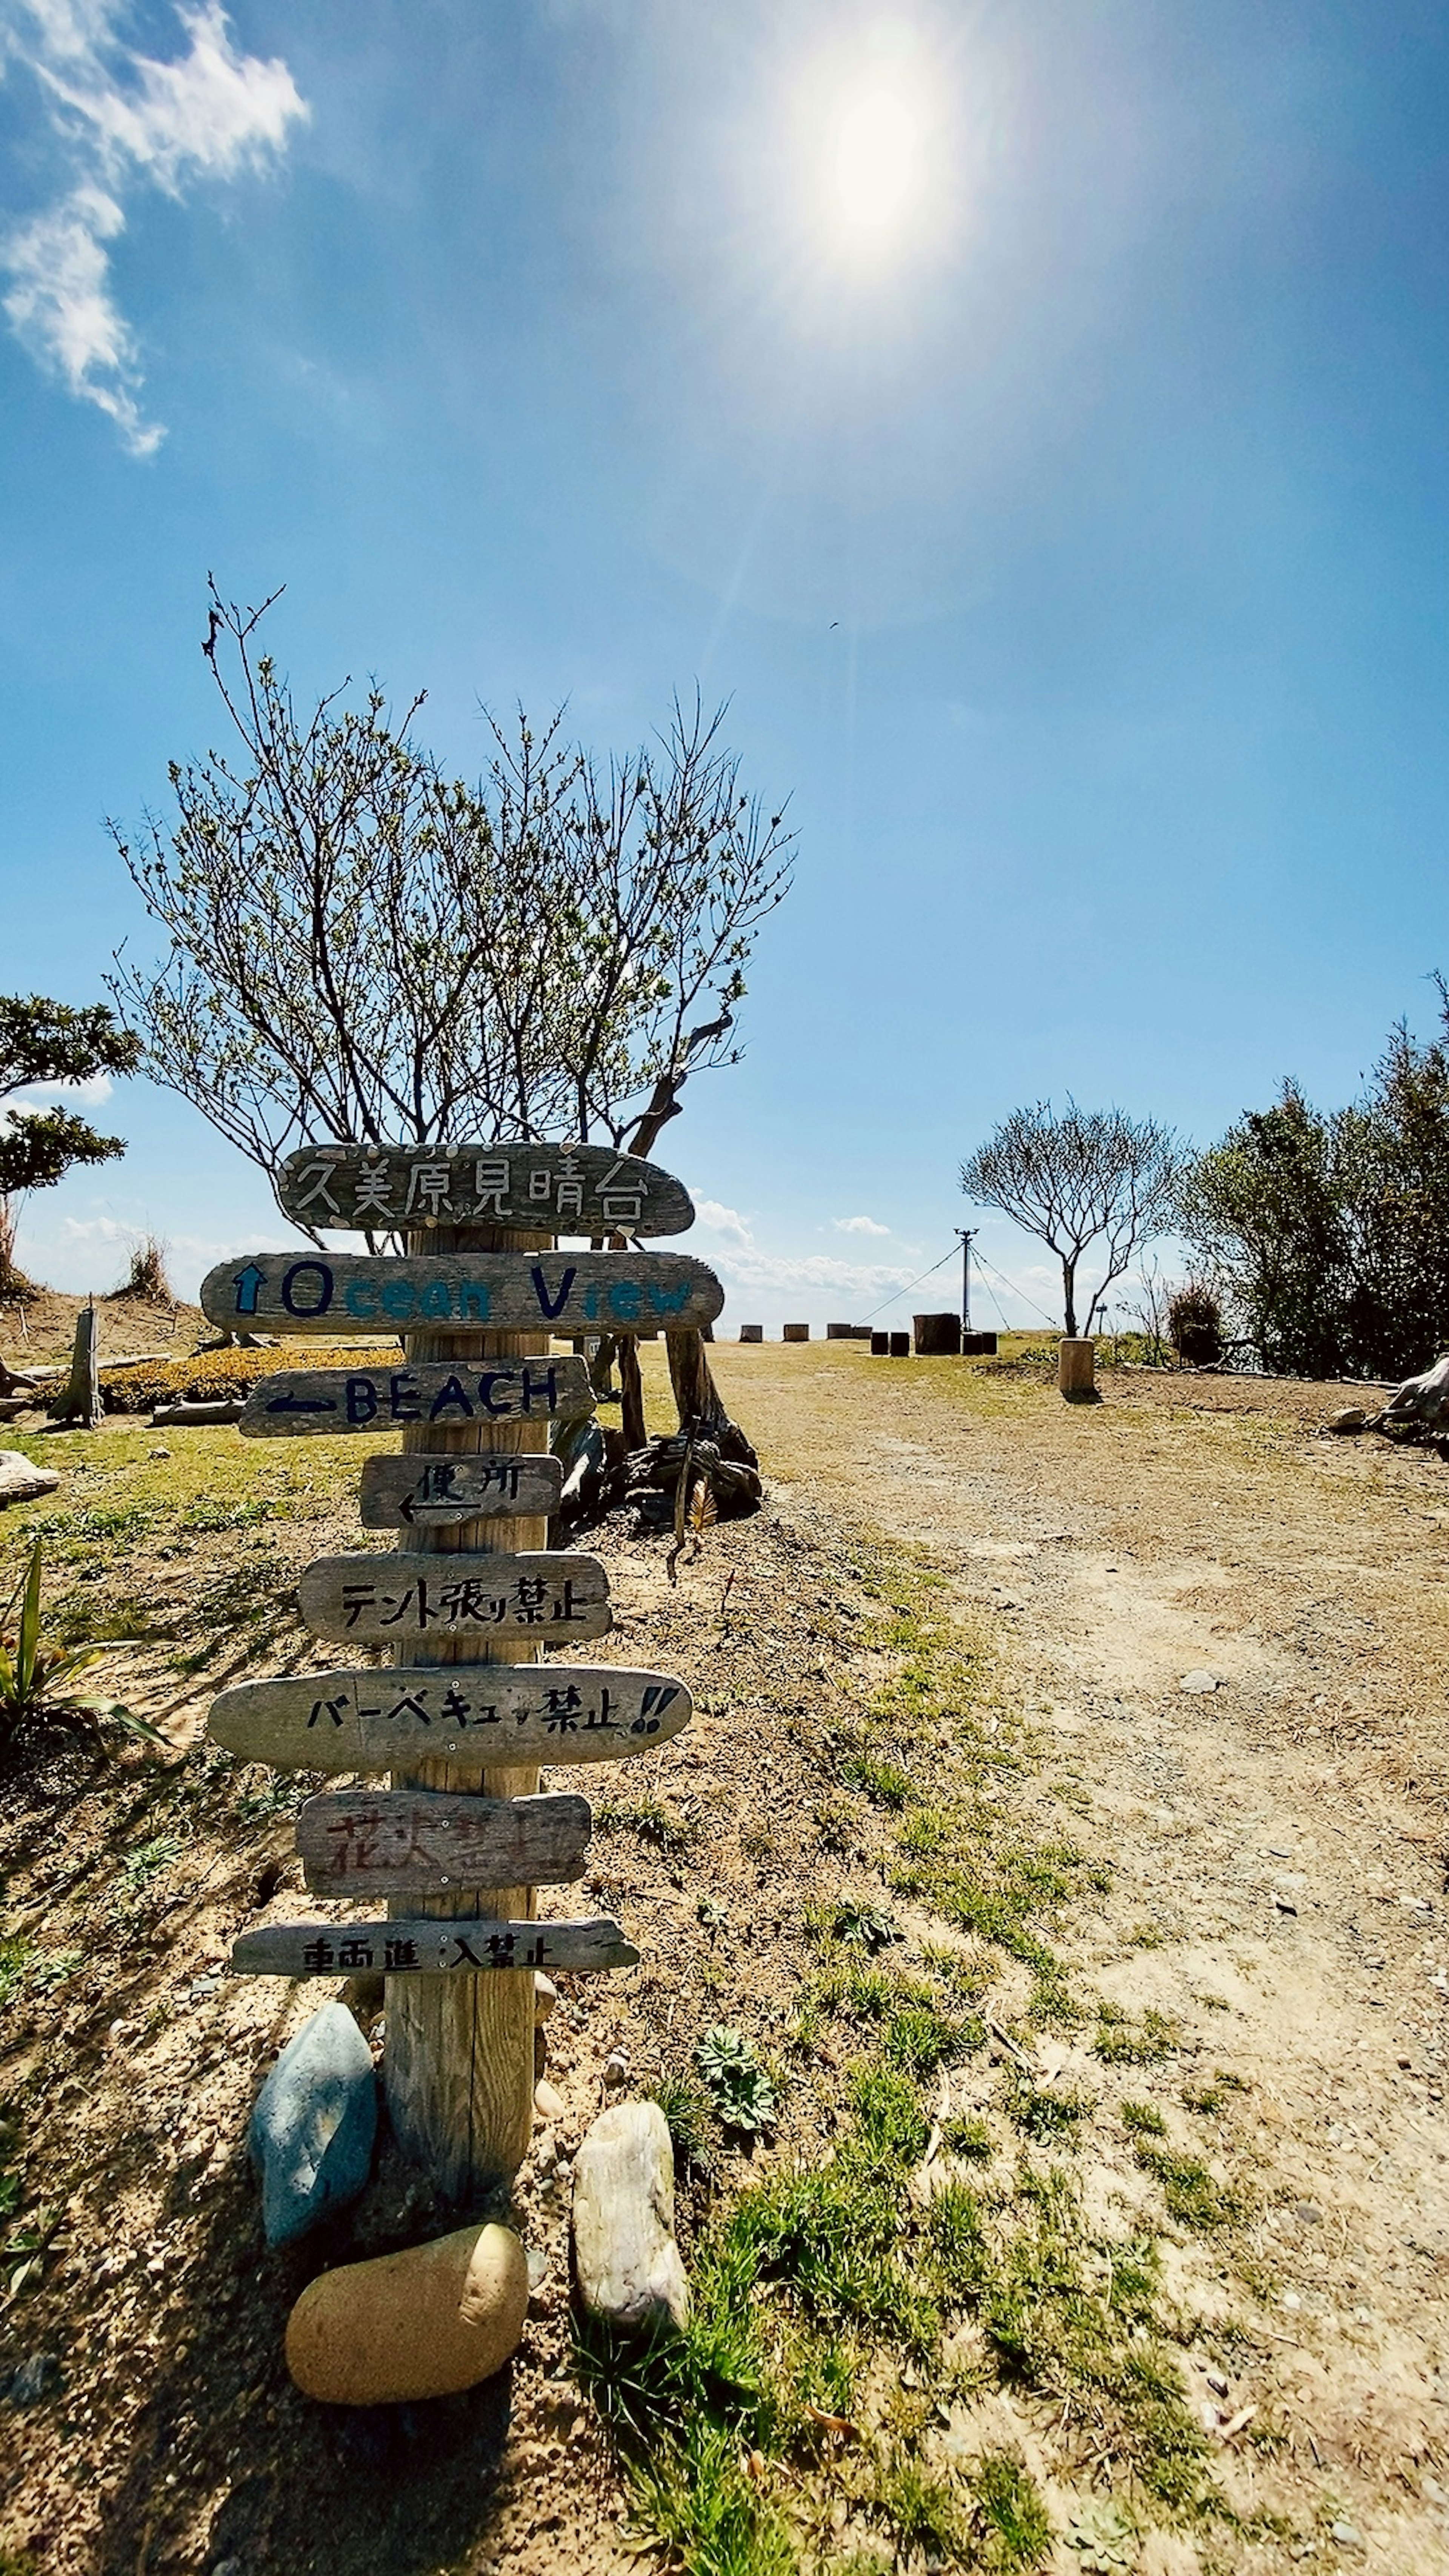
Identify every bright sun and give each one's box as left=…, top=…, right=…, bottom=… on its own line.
left=802, top=48, right=944, bottom=271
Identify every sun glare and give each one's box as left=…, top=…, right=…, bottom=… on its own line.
left=800, top=43, right=946, bottom=273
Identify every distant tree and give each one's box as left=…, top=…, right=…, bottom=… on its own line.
left=109, top=586, right=793, bottom=1212
left=961, top=1099, right=1185, bottom=1338
left=1177, top=1083, right=1346, bottom=1377
left=0, top=997, right=142, bottom=1298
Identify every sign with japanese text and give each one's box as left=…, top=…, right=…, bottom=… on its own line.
left=229, top=1915, right=640, bottom=1979
left=239, top=1356, right=593, bottom=1439
left=296, top=1549, right=610, bottom=1645
left=207, top=1662, right=693, bottom=1771
left=358, top=1451, right=563, bottom=1529
left=296, top=1787, right=590, bottom=1896
left=201, top=1249, right=722, bottom=1338
left=277, top=1142, right=693, bottom=1236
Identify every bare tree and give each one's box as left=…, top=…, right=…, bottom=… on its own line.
left=961, top=1099, right=1184, bottom=1338
left=108, top=586, right=793, bottom=1220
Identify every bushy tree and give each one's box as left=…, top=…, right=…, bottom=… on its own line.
left=960, top=1099, right=1185, bottom=1338
left=1178, top=1083, right=1347, bottom=1376
left=0, top=997, right=141, bottom=1297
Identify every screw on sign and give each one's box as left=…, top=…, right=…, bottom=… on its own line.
left=215, top=1138, right=715, bottom=2205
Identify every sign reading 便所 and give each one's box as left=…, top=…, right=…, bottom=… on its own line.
left=201, top=1249, right=722, bottom=1337
left=357, top=1451, right=563, bottom=1528
left=277, top=1142, right=693, bottom=1236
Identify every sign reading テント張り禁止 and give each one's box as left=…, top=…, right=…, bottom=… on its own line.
left=207, top=1662, right=692, bottom=1771
left=238, top=1356, right=593, bottom=1438
left=277, top=1142, right=693, bottom=1236
left=295, top=1549, right=610, bottom=1645
left=200, top=1249, right=721, bottom=1337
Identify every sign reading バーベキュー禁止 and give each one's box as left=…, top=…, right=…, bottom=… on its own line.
left=207, top=1662, right=692, bottom=1771
left=238, top=1356, right=593, bottom=1438
left=295, top=1549, right=611, bottom=1645
left=276, top=1141, right=693, bottom=1235
left=200, top=1249, right=722, bottom=1338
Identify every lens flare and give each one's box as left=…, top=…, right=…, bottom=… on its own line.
left=796, top=38, right=948, bottom=274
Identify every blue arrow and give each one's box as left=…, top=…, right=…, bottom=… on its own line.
left=233, top=1262, right=266, bottom=1315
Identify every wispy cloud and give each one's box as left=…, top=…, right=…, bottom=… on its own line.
left=0, top=2, right=308, bottom=451
left=689, top=1195, right=913, bottom=1307
left=833, top=1213, right=889, bottom=1237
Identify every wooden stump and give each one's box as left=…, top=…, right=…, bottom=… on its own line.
left=1058, top=1338, right=1096, bottom=1398
left=55, top=1304, right=101, bottom=1428
left=961, top=1331, right=998, bottom=1356
left=912, top=1313, right=961, bottom=1356
left=888, top=1332, right=910, bottom=1358
left=870, top=1332, right=889, bottom=1356
left=382, top=1218, right=554, bottom=2204
left=782, top=1323, right=809, bottom=1344
left=738, top=1325, right=763, bottom=1343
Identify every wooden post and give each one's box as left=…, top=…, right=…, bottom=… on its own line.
left=382, top=1216, right=554, bottom=2203
left=57, top=1303, right=101, bottom=1428
left=1058, top=1337, right=1096, bottom=1397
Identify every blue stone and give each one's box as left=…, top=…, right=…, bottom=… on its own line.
left=249, top=2002, right=378, bottom=2248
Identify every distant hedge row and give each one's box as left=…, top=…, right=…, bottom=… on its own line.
left=97, top=1342, right=391, bottom=1413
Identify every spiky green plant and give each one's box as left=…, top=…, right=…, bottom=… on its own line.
left=0, top=1541, right=157, bottom=1759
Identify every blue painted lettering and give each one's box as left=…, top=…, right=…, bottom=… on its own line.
left=345, top=1376, right=379, bottom=1426
left=344, top=1280, right=379, bottom=1320
left=388, top=1372, right=422, bottom=1422
left=282, top=1260, right=334, bottom=1318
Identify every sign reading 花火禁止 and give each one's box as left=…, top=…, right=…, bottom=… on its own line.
left=208, top=1662, right=692, bottom=1770
left=277, top=1141, right=693, bottom=1235
left=357, top=1452, right=563, bottom=1528
left=230, top=1916, right=640, bottom=1979
left=295, top=1550, right=610, bottom=1645
left=239, top=1356, right=593, bottom=1438
left=201, top=1250, right=721, bottom=1337
left=296, top=1787, right=591, bottom=1896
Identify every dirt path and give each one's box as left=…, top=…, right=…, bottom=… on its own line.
left=715, top=1342, right=1449, bottom=2570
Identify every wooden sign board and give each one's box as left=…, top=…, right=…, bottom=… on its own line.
left=230, top=1915, right=639, bottom=1978
left=277, top=1143, right=694, bottom=1237
left=208, top=1662, right=692, bottom=1771
left=296, top=1550, right=609, bottom=1645
left=240, top=1356, right=593, bottom=1440
left=202, top=1250, right=722, bottom=1338
left=296, top=1788, right=590, bottom=1896
left=358, top=1451, right=563, bottom=1529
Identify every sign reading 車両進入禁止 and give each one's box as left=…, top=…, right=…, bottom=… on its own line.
left=200, top=1249, right=721, bottom=1337
left=229, top=1916, right=640, bottom=1979
left=296, top=1786, right=591, bottom=1896
left=207, top=1662, right=692, bottom=1771
left=295, top=1550, right=610, bottom=1645
left=238, top=1356, right=593, bottom=1438
left=276, top=1141, right=693, bottom=1236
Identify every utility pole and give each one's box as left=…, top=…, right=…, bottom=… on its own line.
left=956, top=1229, right=976, bottom=1334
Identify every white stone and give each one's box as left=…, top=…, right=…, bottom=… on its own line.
left=572, top=2101, right=689, bottom=2333
left=0, top=1452, right=60, bottom=1507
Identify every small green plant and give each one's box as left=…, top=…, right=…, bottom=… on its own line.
left=694, top=2027, right=780, bottom=2133
left=1009, top=2080, right=1094, bottom=2141
left=1183, top=2069, right=1249, bottom=2115
left=115, top=1834, right=183, bottom=1902
left=875, top=2453, right=963, bottom=2557
left=823, top=1896, right=901, bottom=1953
left=943, top=2113, right=994, bottom=2161
left=0, top=1541, right=155, bottom=1759
left=594, top=1793, right=697, bottom=1853
left=813, top=1796, right=853, bottom=1852
left=1133, top=2141, right=1239, bottom=2230
left=841, top=1752, right=916, bottom=1807
left=1093, top=2002, right=1177, bottom=2065
left=971, top=2448, right=1053, bottom=2571
left=650, top=2072, right=715, bottom=2176
left=0, top=1938, right=80, bottom=2012
left=1120, top=2099, right=1167, bottom=2137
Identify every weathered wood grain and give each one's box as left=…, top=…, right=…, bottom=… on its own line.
left=296, top=1788, right=591, bottom=1896
left=239, top=1356, right=594, bottom=1439
left=208, top=1662, right=692, bottom=1771
left=358, top=1450, right=563, bottom=1528
left=295, top=1550, right=610, bottom=1645
left=202, top=1250, right=721, bottom=1337
left=230, top=1916, right=639, bottom=1978
left=278, top=1143, right=693, bottom=1236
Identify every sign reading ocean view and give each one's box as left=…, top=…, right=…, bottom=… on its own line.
left=201, top=1249, right=722, bottom=1336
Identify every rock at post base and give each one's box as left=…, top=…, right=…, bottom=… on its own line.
left=249, top=2001, right=378, bottom=2248
left=572, top=2100, right=689, bottom=2333
left=285, top=2221, right=528, bottom=2404
left=0, top=1452, right=60, bottom=1508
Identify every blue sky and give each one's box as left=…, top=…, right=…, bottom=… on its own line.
left=1, top=0, right=1446, bottom=1332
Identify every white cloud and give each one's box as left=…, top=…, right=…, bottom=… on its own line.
left=0, top=2, right=308, bottom=451
left=5, top=1068, right=114, bottom=1108
left=711, top=1247, right=914, bottom=1300
left=692, top=1196, right=756, bottom=1248
left=832, top=1213, right=889, bottom=1238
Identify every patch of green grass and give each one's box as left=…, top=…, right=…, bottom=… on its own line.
left=1121, top=2099, right=1167, bottom=2138
left=1183, top=2070, right=1249, bottom=2116
left=1093, top=2003, right=1178, bottom=2065
left=0, top=1937, right=82, bottom=2012
left=808, top=1896, right=901, bottom=1953
left=694, top=2027, right=780, bottom=2134
left=884, top=1997, right=976, bottom=2081
left=650, top=2073, right=716, bottom=2177
left=971, top=2448, right=1054, bottom=2571
left=841, top=1752, right=916, bottom=1808
left=1133, top=2143, right=1240, bottom=2231
left=943, top=2114, right=994, bottom=2162
left=594, top=1793, right=698, bottom=1853
left=812, top=1797, right=854, bottom=1852
left=896, top=1805, right=956, bottom=1856
left=1008, top=2080, right=1095, bottom=2142
left=874, top=2453, right=963, bottom=2557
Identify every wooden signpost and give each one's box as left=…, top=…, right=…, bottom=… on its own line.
left=238, top=1357, right=593, bottom=1439
left=294, top=1550, right=611, bottom=1644
left=214, top=1138, right=715, bottom=2204
left=295, top=1787, right=592, bottom=1896
left=201, top=1249, right=723, bottom=1338
left=357, top=1451, right=563, bottom=1527
left=276, top=1141, right=694, bottom=1236
left=208, top=1663, right=693, bottom=1770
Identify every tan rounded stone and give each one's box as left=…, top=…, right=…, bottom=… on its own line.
left=285, top=2221, right=528, bottom=2405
